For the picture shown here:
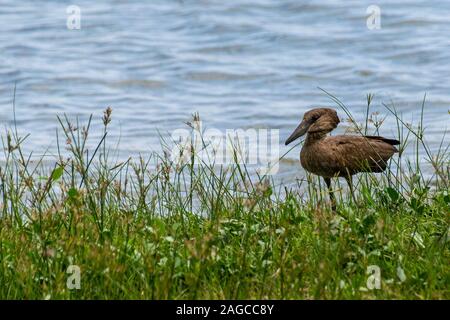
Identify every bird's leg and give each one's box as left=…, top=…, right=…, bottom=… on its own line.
left=324, top=177, right=336, bottom=211
left=345, top=175, right=357, bottom=205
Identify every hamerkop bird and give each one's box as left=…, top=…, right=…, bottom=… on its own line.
left=285, top=108, right=400, bottom=209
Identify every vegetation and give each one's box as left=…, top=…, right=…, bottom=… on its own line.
left=0, top=94, right=448, bottom=299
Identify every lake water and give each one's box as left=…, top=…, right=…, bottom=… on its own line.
left=0, top=0, right=449, bottom=182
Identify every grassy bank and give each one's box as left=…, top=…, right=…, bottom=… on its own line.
left=0, top=97, right=449, bottom=299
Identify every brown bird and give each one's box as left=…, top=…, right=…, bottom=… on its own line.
left=285, top=107, right=400, bottom=210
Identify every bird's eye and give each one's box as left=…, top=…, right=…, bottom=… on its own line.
left=311, top=114, right=320, bottom=121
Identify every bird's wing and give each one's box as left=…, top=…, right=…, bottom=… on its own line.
left=326, top=136, right=397, bottom=173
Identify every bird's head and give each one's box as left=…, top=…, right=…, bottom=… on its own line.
left=285, top=108, right=340, bottom=145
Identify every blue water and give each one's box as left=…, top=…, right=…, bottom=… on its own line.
left=0, top=0, right=449, bottom=179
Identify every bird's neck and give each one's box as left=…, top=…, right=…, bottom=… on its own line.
left=305, top=132, right=328, bottom=145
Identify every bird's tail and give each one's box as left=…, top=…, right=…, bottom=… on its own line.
left=364, top=135, right=400, bottom=146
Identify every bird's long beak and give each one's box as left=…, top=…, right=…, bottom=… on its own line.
left=284, top=119, right=312, bottom=145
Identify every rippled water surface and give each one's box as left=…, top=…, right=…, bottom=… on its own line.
left=0, top=0, right=449, bottom=179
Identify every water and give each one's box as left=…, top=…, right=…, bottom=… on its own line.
left=0, top=0, right=449, bottom=182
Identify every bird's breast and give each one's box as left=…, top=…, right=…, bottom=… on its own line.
left=300, top=142, right=341, bottom=177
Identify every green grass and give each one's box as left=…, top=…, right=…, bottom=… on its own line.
left=0, top=95, right=448, bottom=299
